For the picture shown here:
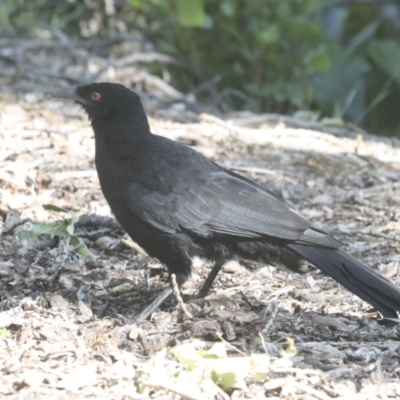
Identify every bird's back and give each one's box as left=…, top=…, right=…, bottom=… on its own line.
left=96, top=134, right=221, bottom=204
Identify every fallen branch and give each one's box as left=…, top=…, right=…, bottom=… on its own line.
left=77, top=214, right=121, bottom=230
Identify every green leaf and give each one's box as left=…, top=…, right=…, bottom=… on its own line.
left=176, top=0, right=205, bottom=27
left=66, top=214, right=78, bottom=235
left=249, top=354, right=269, bottom=382
left=202, top=15, right=213, bottom=29
left=301, top=0, right=322, bottom=14
left=70, top=235, right=92, bottom=258
left=292, top=110, right=320, bottom=122
left=286, top=82, right=306, bottom=108
left=19, top=204, right=88, bottom=258
left=320, top=116, right=345, bottom=127
left=69, top=211, right=79, bottom=226
left=199, top=342, right=227, bottom=359
left=0, top=327, right=9, bottom=340
left=279, top=337, right=297, bottom=358
left=42, top=204, right=79, bottom=236
left=171, top=344, right=203, bottom=370
left=19, top=231, right=38, bottom=243
left=43, top=204, right=79, bottom=225
left=129, top=0, right=144, bottom=9
left=344, top=21, right=379, bottom=58
left=32, top=221, right=67, bottom=237
left=43, top=204, right=70, bottom=213
left=66, top=222, right=75, bottom=236
left=211, top=358, right=249, bottom=391
left=220, top=0, right=235, bottom=17
left=156, top=39, right=177, bottom=55
left=368, top=40, right=400, bottom=87
left=258, top=24, right=280, bottom=44
left=317, top=50, right=370, bottom=118
left=304, top=46, right=331, bottom=72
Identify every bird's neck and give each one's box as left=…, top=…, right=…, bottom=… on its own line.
left=92, top=113, right=151, bottom=159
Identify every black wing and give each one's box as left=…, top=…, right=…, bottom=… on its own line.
left=127, top=169, right=311, bottom=241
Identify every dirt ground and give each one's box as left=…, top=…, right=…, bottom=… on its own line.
left=1, top=37, right=400, bottom=399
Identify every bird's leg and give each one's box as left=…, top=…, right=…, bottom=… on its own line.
left=171, top=274, right=193, bottom=318
left=130, top=286, right=173, bottom=323
left=196, top=261, right=224, bottom=299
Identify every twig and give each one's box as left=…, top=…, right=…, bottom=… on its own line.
left=95, top=283, right=134, bottom=297
left=121, top=238, right=148, bottom=255
left=216, top=332, right=247, bottom=357
left=258, top=332, right=269, bottom=354
left=171, top=274, right=192, bottom=319
left=115, top=52, right=177, bottom=67
left=132, top=70, right=186, bottom=101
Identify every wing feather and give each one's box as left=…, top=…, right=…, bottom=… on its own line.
left=128, top=170, right=310, bottom=240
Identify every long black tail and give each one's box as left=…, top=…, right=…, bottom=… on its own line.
left=289, top=244, right=400, bottom=318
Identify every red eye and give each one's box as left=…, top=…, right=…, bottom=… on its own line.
left=91, top=92, right=101, bottom=101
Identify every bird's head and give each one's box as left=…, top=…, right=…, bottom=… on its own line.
left=52, top=82, right=148, bottom=123
left=51, top=82, right=151, bottom=142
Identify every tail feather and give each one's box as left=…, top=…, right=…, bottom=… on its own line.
left=289, top=244, right=400, bottom=318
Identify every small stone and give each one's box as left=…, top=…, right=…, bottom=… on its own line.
left=94, top=236, right=115, bottom=250
left=223, top=260, right=241, bottom=274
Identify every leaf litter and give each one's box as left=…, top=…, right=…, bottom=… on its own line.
left=0, top=37, right=400, bottom=399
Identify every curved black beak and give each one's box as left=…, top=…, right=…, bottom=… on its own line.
left=51, top=86, right=87, bottom=104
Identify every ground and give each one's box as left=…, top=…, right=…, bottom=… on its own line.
left=0, top=37, right=400, bottom=399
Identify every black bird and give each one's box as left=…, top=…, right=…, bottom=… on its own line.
left=52, top=82, right=400, bottom=322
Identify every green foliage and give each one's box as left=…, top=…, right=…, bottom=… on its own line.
left=316, top=21, right=376, bottom=120
left=127, top=0, right=400, bottom=135
left=176, top=0, right=205, bottom=27
left=368, top=40, right=400, bottom=87
left=0, top=0, right=83, bottom=37
left=2, top=0, right=400, bottom=135
left=130, top=0, right=333, bottom=112
left=20, top=204, right=91, bottom=258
